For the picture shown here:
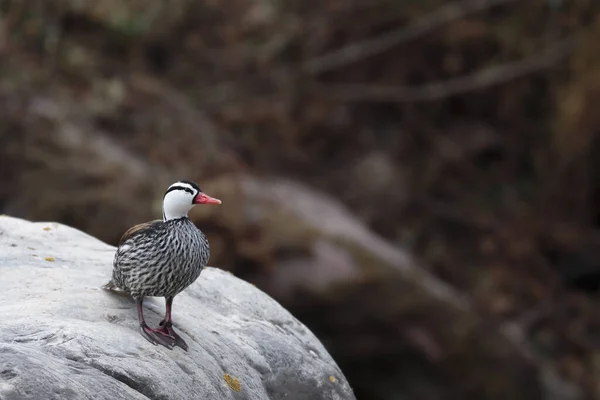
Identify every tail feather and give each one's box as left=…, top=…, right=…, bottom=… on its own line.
left=102, top=279, right=124, bottom=292
left=102, top=280, right=132, bottom=298
left=102, top=279, right=115, bottom=290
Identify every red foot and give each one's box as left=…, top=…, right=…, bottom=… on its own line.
left=159, top=320, right=189, bottom=351
left=139, top=323, right=175, bottom=349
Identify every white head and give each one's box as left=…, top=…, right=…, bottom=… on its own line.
left=162, top=180, right=222, bottom=221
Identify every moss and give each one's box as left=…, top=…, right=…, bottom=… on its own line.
left=223, top=373, right=241, bottom=392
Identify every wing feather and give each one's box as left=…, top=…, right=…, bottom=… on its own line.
left=118, top=219, right=163, bottom=246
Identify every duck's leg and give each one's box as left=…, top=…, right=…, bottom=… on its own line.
left=136, top=297, right=175, bottom=349
left=158, top=296, right=189, bottom=351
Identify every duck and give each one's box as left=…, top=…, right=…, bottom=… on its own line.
left=104, top=180, right=221, bottom=350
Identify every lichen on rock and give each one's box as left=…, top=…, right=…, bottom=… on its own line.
left=0, top=215, right=355, bottom=400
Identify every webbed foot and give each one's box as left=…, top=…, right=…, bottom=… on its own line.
left=158, top=320, right=189, bottom=351
left=139, top=323, right=176, bottom=349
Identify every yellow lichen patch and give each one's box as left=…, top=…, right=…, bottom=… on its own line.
left=223, top=374, right=241, bottom=392
left=44, top=257, right=55, bottom=262
left=329, top=375, right=337, bottom=383
left=43, top=227, right=51, bottom=231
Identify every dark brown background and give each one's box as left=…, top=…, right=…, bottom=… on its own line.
left=1, top=0, right=599, bottom=399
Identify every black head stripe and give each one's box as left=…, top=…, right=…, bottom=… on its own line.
left=179, top=180, right=200, bottom=192
left=164, top=185, right=195, bottom=196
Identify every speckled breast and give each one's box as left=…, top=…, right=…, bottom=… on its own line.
left=113, top=218, right=210, bottom=298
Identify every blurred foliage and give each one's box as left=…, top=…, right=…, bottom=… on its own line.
left=2, top=0, right=600, bottom=398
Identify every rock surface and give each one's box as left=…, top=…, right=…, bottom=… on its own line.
left=0, top=215, right=355, bottom=400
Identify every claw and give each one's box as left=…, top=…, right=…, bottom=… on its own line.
left=159, top=320, right=189, bottom=351
left=139, top=323, right=176, bottom=349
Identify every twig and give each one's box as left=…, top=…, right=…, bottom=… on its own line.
left=316, top=36, right=575, bottom=103
left=302, top=0, right=522, bottom=75
left=411, top=196, right=501, bottom=232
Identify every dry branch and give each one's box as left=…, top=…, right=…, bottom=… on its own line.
left=302, top=0, right=523, bottom=75
left=317, top=36, right=575, bottom=102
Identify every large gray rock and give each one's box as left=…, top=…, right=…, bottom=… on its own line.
left=0, top=215, right=355, bottom=400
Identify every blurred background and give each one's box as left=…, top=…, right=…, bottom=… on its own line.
left=1, top=0, right=599, bottom=398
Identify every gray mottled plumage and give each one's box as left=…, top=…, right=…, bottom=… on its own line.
left=111, top=217, right=209, bottom=299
